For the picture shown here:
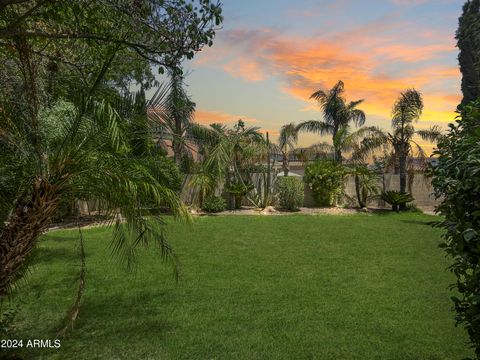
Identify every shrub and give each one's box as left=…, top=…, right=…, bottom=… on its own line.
left=225, top=182, right=254, bottom=209
left=202, top=196, right=226, bottom=213
left=380, top=191, right=414, bottom=212
left=304, top=160, right=347, bottom=206
left=431, top=100, right=480, bottom=357
left=351, top=165, right=381, bottom=208
left=277, top=177, right=304, bottom=211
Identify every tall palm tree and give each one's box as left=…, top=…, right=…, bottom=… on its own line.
left=296, top=81, right=366, bottom=163
left=278, top=123, right=298, bottom=176
left=390, top=89, right=423, bottom=197
left=387, top=89, right=443, bottom=198
left=350, top=89, right=443, bottom=207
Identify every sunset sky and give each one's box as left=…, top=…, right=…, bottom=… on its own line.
left=179, top=0, right=463, bottom=153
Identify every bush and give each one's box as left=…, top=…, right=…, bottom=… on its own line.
left=225, top=182, right=254, bottom=209
left=277, top=176, right=304, bottom=211
left=304, top=160, right=347, bottom=206
left=380, top=191, right=414, bottom=212
left=431, top=100, right=480, bottom=357
left=202, top=196, right=226, bottom=213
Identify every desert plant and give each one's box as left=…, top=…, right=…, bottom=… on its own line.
left=380, top=191, right=414, bottom=212
left=431, top=99, right=480, bottom=358
left=202, top=196, right=226, bottom=213
left=277, top=177, right=304, bottom=211
left=304, top=160, right=347, bottom=206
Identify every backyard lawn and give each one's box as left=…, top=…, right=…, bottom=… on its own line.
left=8, top=213, right=472, bottom=359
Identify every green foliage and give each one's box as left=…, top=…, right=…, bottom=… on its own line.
left=456, top=0, right=480, bottom=106
left=304, top=160, right=347, bottom=206
left=201, top=196, right=226, bottom=213
left=296, top=81, right=366, bottom=163
left=0, top=305, right=18, bottom=338
left=276, top=177, right=304, bottom=211
left=225, top=182, right=255, bottom=209
left=431, top=100, right=480, bottom=358
left=380, top=191, right=414, bottom=212
left=350, top=165, right=381, bottom=208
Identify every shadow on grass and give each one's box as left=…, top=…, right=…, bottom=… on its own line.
left=34, top=247, right=79, bottom=265
left=63, top=291, right=174, bottom=342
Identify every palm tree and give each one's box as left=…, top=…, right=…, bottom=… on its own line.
left=193, top=120, right=265, bottom=209
left=278, top=123, right=298, bottom=176
left=0, top=93, right=188, bottom=309
left=348, top=89, right=442, bottom=208
left=148, top=71, right=196, bottom=170
left=296, top=81, right=366, bottom=163
left=303, top=125, right=385, bottom=163
left=387, top=89, right=443, bottom=199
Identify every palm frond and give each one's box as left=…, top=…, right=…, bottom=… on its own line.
left=392, top=88, right=424, bottom=128
left=296, top=120, right=333, bottom=135
left=416, top=125, right=443, bottom=143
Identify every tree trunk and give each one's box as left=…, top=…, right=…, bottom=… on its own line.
left=354, top=174, right=365, bottom=208
left=399, top=149, right=407, bottom=210
left=0, top=178, right=59, bottom=300
left=282, top=151, right=289, bottom=176
left=172, top=123, right=182, bottom=167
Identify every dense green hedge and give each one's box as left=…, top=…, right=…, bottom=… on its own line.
left=277, top=176, right=304, bottom=211
left=202, top=196, right=226, bottom=213
left=431, top=100, right=480, bottom=358
left=304, top=160, right=347, bottom=206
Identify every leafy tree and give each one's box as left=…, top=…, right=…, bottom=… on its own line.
left=297, top=81, right=366, bottom=163
left=432, top=100, right=480, bottom=358
left=456, top=0, right=480, bottom=107
left=278, top=123, right=298, bottom=176
left=0, top=0, right=222, bottom=325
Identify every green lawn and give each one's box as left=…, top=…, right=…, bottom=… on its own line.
left=7, top=213, right=472, bottom=359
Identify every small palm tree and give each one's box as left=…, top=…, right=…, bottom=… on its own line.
left=297, top=81, right=366, bottom=163
left=148, top=71, right=196, bottom=170
left=278, top=123, right=298, bottom=176
left=191, top=120, right=265, bottom=209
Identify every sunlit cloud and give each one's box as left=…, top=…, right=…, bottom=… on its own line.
left=194, top=109, right=259, bottom=126
left=195, top=25, right=460, bottom=130
left=223, top=58, right=265, bottom=82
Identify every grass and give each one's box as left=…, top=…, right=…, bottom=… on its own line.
left=6, top=213, right=472, bottom=359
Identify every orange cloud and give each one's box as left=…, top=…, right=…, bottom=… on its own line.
left=205, top=27, right=460, bottom=127
left=194, top=109, right=258, bottom=125
left=223, top=58, right=265, bottom=82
